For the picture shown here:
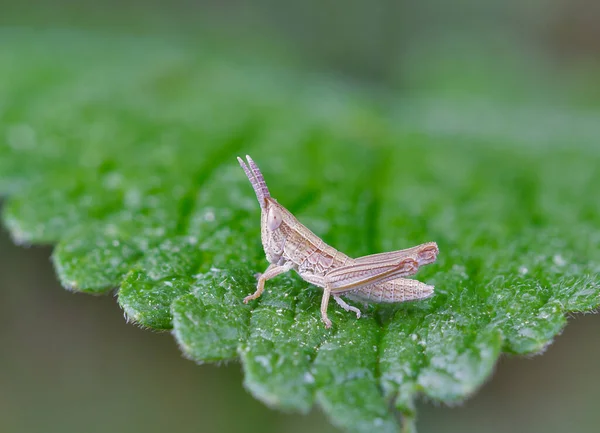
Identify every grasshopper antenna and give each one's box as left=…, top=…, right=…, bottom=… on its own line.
left=237, top=155, right=271, bottom=208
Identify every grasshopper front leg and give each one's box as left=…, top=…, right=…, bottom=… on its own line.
left=243, top=262, right=294, bottom=303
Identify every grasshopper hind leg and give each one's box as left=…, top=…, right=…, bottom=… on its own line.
left=321, top=289, right=362, bottom=328
left=333, top=295, right=362, bottom=319
left=320, top=288, right=333, bottom=328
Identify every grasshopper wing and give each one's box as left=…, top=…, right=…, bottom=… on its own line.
left=324, top=256, right=419, bottom=293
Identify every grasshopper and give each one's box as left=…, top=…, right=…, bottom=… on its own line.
left=237, top=155, right=439, bottom=328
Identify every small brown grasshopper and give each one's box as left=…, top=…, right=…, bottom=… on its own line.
left=238, top=155, right=439, bottom=328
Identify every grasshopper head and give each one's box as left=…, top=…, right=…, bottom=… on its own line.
left=264, top=197, right=283, bottom=231
left=238, top=156, right=288, bottom=264
left=261, top=196, right=287, bottom=264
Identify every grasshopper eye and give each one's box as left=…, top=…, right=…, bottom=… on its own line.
left=267, top=207, right=282, bottom=231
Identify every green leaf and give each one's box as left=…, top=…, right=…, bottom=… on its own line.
left=2, top=28, right=600, bottom=433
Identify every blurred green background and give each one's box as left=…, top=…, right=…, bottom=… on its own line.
left=1, top=1, right=600, bottom=432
